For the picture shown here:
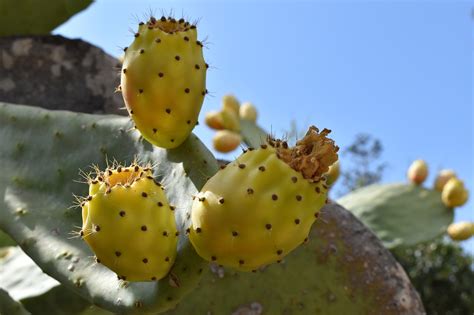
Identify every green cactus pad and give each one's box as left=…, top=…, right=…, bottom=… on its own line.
left=0, top=288, right=30, bottom=315
left=337, top=183, right=454, bottom=249
left=0, top=229, right=16, bottom=247
left=0, top=103, right=217, bottom=314
left=165, top=204, right=425, bottom=315
left=239, top=119, right=268, bottom=148
left=0, top=0, right=93, bottom=36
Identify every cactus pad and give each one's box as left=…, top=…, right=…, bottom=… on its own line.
left=0, top=103, right=217, bottom=313
left=338, top=183, right=454, bottom=249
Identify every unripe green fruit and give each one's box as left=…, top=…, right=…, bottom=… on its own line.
left=212, top=130, right=241, bottom=153
left=239, top=102, right=257, bottom=122
left=121, top=17, right=207, bottom=149
left=447, top=221, right=474, bottom=241
left=441, top=177, right=469, bottom=208
left=407, top=159, right=428, bottom=185
left=189, top=126, right=339, bottom=271
left=81, top=163, right=178, bottom=281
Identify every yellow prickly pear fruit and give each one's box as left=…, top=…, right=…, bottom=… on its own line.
left=407, top=159, right=428, bottom=185
left=121, top=16, right=207, bottom=149
left=205, top=111, right=224, bottom=130
left=239, top=102, right=257, bottom=123
left=220, top=108, right=240, bottom=132
left=213, top=130, right=241, bottom=153
left=189, top=126, right=339, bottom=271
left=447, top=221, right=474, bottom=241
left=434, top=169, right=456, bottom=192
left=81, top=162, right=178, bottom=281
left=221, top=94, right=240, bottom=116
left=325, top=160, right=340, bottom=186
left=441, top=178, right=469, bottom=208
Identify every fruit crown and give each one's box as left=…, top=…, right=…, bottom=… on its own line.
left=272, top=126, right=339, bottom=183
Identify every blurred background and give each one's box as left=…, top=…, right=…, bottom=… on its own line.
left=54, top=0, right=472, bottom=252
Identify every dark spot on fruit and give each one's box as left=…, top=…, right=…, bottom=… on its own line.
left=156, top=38, right=161, bottom=43
left=166, top=108, right=171, bottom=114
left=296, top=195, right=302, bottom=201
left=184, top=36, right=189, bottom=41
left=277, top=260, right=282, bottom=263
left=198, top=268, right=203, bottom=274
left=291, top=176, right=297, bottom=183
left=115, top=251, right=121, bottom=257
left=86, top=195, right=92, bottom=201
left=232, top=231, right=238, bottom=236
left=260, top=144, right=268, bottom=149
left=218, top=198, right=225, bottom=204
left=80, top=230, right=84, bottom=237
left=157, top=202, right=163, bottom=207
left=205, top=63, right=209, bottom=68
left=195, top=64, right=200, bottom=69
left=141, top=225, right=147, bottom=231
left=295, top=219, right=300, bottom=224
left=277, top=249, right=283, bottom=255
left=238, top=164, right=246, bottom=169
left=142, top=192, right=147, bottom=197
left=165, top=257, right=170, bottom=262
left=161, top=16, right=166, bottom=21
left=140, top=49, right=145, bottom=54
left=117, top=167, right=122, bottom=172
left=196, top=227, right=202, bottom=233
left=265, top=223, right=272, bottom=230
left=167, top=296, right=172, bottom=301
left=123, top=68, right=127, bottom=74
left=95, top=225, right=101, bottom=232
left=143, top=258, right=148, bottom=263
left=134, top=166, right=139, bottom=172
left=211, top=256, right=217, bottom=261
left=258, top=166, right=265, bottom=171
left=163, top=231, right=168, bottom=237
left=175, top=231, right=180, bottom=236
left=158, top=72, right=164, bottom=77
left=134, top=33, right=139, bottom=38
left=96, top=257, right=101, bottom=263
left=175, top=55, right=180, bottom=61
left=139, top=89, right=143, bottom=94
left=314, top=212, right=320, bottom=218
left=123, top=47, right=128, bottom=52
left=170, top=205, right=176, bottom=211
left=239, top=259, right=244, bottom=265
left=139, top=22, right=144, bottom=25
left=119, top=211, right=126, bottom=217
left=153, top=128, right=157, bottom=133
left=171, top=139, right=175, bottom=142
left=191, top=25, right=196, bottom=29
left=315, top=187, right=320, bottom=193
left=247, top=188, right=254, bottom=194
left=185, top=88, right=190, bottom=93
left=151, top=276, right=157, bottom=280
left=186, top=228, right=190, bottom=234
left=272, top=194, right=278, bottom=201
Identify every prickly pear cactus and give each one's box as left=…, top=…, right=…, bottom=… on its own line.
left=338, top=183, right=454, bottom=249
left=189, top=127, right=339, bottom=271
left=0, top=103, right=217, bottom=314
left=121, top=16, right=207, bottom=149
left=81, top=163, right=179, bottom=282
left=166, top=204, right=426, bottom=315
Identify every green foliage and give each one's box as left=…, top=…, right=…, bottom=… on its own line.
left=0, top=103, right=218, bottom=314
left=392, top=239, right=474, bottom=315
left=0, top=0, right=93, bottom=36
left=337, top=183, right=454, bottom=249
left=0, top=229, right=16, bottom=247
left=339, top=133, right=386, bottom=195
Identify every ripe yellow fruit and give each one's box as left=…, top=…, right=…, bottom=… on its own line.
left=407, top=159, right=428, bottom=185
left=447, top=221, right=474, bottom=241
left=239, top=102, right=257, bottom=122
left=221, top=94, right=240, bottom=116
left=434, top=169, right=456, bottom=192
left=212, top=130, right=241, bottom=153
left=205, top=111, right=224, bottom=130
left=441, top=178, right=469, bottom=208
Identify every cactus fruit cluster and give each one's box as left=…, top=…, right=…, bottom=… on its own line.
left=121, top=16, right=207, bottom=149
left=80, top=162, right=178, bottom=281
left=205, top=94, right=261, bottom=153
left=190, top=127, right=339, bottom=271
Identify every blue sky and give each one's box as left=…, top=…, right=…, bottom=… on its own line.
left=55, top=0, right=473, bottom=252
